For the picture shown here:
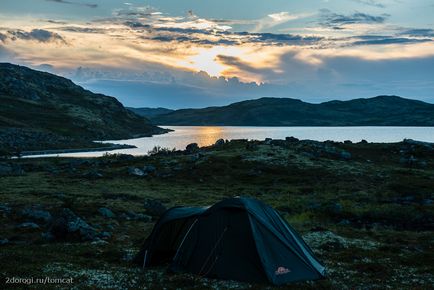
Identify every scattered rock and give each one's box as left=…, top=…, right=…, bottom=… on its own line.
left=0, top=203, right=11, bottom=214
left=338, top=219, right=351, bottom=226
left=303, top=230, right=379, bottom=251
left=143, top=165, right=156, bottom=174
left=190, top=153, right=203, bottom=162
left=116, top=154, right=135, bottom=162
left=17, top=222, right=40, bottom=229
left=82, top=170, right=103, bottom=179
left=91, top=239, right=109, bottom=246
left=403, top=139, right=434, bottom=150
left=49, top=208, right=97, bottom=241
left=285, top=136, right=299, bottom=143
left=399, top=155, right=427, bottom=168
left=128, top=167, right=146, bottom=177
left=340, top=151, right=352, bottom=160
left=98, top=231, right=112, bottom=240
left=214, top=139, right=225, bottom=147
left=121, top=211, right=152, bottom=222
left=144, top=199, right=167, bottom=216
left=41, top=232, right=54, bottom=241
left=185, top=143, right=199, bottom=153
left=98, top=207, right=115, bottom=218
left=20, top=207, right=52, bottom=224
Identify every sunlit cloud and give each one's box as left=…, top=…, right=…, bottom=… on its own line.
left=253, top=12, right=315, bottom=32
left=0, top=3, right=433, bottom=88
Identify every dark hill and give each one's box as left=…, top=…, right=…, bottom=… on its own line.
left=127, top=107, right=174, bottom=118
left=0, top=63, right=168, bottom=151
left=150, top=96, right=434, bottom=126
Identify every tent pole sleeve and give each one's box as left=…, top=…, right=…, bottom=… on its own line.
left=173, top=218, right=198, bottom=262
left=143, top=250, right=148, bottom=269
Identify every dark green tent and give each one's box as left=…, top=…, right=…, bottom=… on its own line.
left=135, top=197, right=325, bottom=285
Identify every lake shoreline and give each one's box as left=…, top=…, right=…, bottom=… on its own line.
left=14, top=126, right=434, bottom=158
left=20, top=144, right=136, bottom=157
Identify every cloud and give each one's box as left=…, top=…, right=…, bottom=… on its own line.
left=253, top=12, right=314, bottom=32
left=248, top=33, right=323, bottom=45
left=0, top=33, right=7, bottom=43
left=44, top=19, right=68, bottom=25
left=7, top=29, right=67, bottom=44
left=2, top=3, right=434, bottom=101
left=399, top=28, right=434, bottom=38
left=352, top=36, right=432, bottom=46
left=45, top=0, right=97, bottom=8
left=350, top=0, right=386, bottom=8
left=124, top=18, right=323, bottom=47
left=57, top=26, right=107, bottom=34
left=320, top=9, right=389, bottom=29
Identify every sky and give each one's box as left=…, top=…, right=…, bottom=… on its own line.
left=0, top=0, right=433, bottom=108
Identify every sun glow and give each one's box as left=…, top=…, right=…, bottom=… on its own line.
left=177, top=46, right=244, bottom=77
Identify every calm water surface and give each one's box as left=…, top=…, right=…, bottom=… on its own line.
left=32, top=126, right=434, bottom=158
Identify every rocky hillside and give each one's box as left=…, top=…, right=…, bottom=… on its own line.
left=0, top=63, right=168, bottom=151
left=150, top=96, right=434, bottom=126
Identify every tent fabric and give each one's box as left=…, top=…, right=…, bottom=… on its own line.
left=133, top=206, right=207, bottom=266
left=135, top=197, right=326, bottom=285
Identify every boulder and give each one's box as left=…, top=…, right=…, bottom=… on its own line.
left=0, top=203, right=11, bottom=214
left=98, top=231, right=112, bottom=240
left=121, top=211, right=152, bottom=222
left=143, top=165, right=156, bottom=174
left=128, top=167, right=146, bottom=177
left=285, top=136, right=299, bottom=143
left=82, top=170, right=103, bottom=179
left=403, top=139, right=434, bottom=150
left=144, top=199, right=167, bottom=216
left=49, top=208, right=97, bottom=241
left=340, top=151, right=352, bottom=160
left=98, top=207, right=115, bottom=218
left=20, top=207, right=52, bottom=224
left=17, top=222, right=40, bottom=229
left=185, top=143, right=199, bottom=153
left=214, top=139, right=225, bottom=147
left=399, top=155, right=420, bottom=167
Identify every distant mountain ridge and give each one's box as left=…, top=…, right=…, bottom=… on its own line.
left=127, top=107, right=174, bottom=118
left=147, top=96, right=434, bottom=126
left=0, top=63, right=167, bottom=151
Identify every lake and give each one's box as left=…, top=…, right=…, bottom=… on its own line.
left=31, top=126, right=434, bottom=158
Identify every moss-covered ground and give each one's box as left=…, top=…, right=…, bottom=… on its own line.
left=0, top=139, right=433, bottom=289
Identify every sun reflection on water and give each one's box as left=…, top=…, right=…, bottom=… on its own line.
left=196, top=126, right=225, bottom=146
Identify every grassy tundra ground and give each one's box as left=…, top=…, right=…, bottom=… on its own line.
left=0, top=138, right=433, bottom=289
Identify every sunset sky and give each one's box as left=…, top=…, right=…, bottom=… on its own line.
left=1, top=0, right=433, bottom=108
